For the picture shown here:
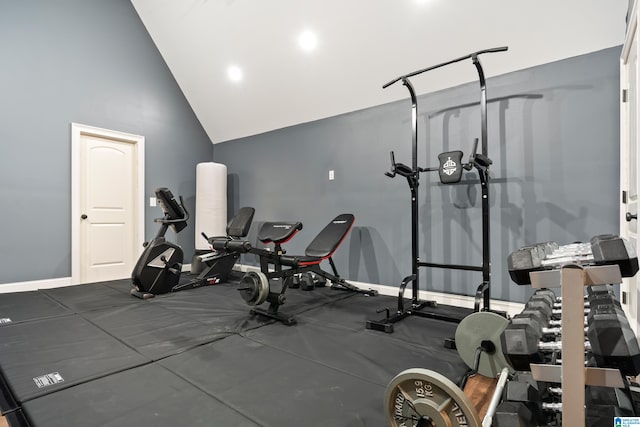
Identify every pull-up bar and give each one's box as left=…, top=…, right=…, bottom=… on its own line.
left=382, top=46, right=508, bottom=89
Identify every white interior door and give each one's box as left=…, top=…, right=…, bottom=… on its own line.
left=71, top=124, right=145, bottom=285
left=620, top=0, right=639, bottom=336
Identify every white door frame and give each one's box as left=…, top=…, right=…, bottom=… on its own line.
left=71, top=123, right=145, bottom=285
left=620, top=0, right=639, bottom=335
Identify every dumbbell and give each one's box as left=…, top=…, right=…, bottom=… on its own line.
left=525, top=287, right=620, bottom=330
left=530, top=285, right=596, bottom=315
left=527, top=289, right=594, bottom=322
left=587, top=285, right=640, bottom=376
left=304, top=272, right=327, bottom=288
left=509, top=312, right=584, bottom=343
left=494, top=372, right=573, bottom=427
left=493, top=372, right=549, bottom=426
left=508, top=235, right=639, bottom=285
left=552, top=284, right=617, bottom=306
left=585, top=385, right=636, bottom=426
left=290, top=272, right=327, bottom=291
left=519, top=291, right=557, bottom=321
left=586, top=301, right=640, bottom=376
left=503, top=302, right=640, bottom=375
left=510, top=292, right=586, bottom=340
left=530, top=289, right=640, bottom=376
left=507, top=241, right=559, bottom=285
left=493, top=401, right=544, bottom=427
left=515, top=291, right=584, bottom=334
left=494, top=373, right=636, bottom=426
left=500, top=319, right=593, bottom=371
left=501, top=293, right=599, bottom=372
left=290, top=273, right=314, bottom=290
left=586, top=284, right=621, bottom=309
left=590, top=234, right=639, bottom=277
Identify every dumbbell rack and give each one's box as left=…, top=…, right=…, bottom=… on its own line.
left=529, top=264, right=626, bottom=426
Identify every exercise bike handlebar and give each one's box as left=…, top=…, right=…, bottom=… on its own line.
left=153, top=195, right=190, bottom=233
left=382, top=46, right=508, bottom=89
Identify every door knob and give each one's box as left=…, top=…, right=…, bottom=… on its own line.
left=81, top=214, right=88, bottom=220
left=626, top=212, right=637, bottom=222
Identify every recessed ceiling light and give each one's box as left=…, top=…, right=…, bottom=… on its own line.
left=298, top=30, right=317, bottom=52
left=227, top=65, right=243, bottom=82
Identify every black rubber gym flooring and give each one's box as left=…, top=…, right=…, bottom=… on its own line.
left=0, top=278, right=467, bottom=426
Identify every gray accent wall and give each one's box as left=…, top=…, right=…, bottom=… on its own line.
left=215, top=46, right=621, bottom=303
left=0, top=0, right=212, bottom=284
left=0, top=0, right=621, bottom=304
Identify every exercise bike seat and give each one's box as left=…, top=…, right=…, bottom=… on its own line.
left=257, top=222, right=303, bottom=245
left=298, top=214, right=355, bottom=264
left=206, top=207, right=255, bottom=253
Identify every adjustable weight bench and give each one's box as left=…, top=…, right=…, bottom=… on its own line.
left=213, top=214, right=377, bottom=325
left=293, top=214, right=377, bottom=295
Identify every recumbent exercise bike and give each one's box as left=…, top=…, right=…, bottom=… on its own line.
left=131, top=187, right=254, bottom=299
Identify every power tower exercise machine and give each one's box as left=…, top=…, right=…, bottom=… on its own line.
left=367, top=47, right=508, bottom=333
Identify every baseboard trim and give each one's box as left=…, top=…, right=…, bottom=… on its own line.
left=0, top=277, right=73, bottom=293
left=0, top=265, right=196, bottom=294
left=350, top=280, right=523, bottom=317
left=234, top=264, right=523, bottom=317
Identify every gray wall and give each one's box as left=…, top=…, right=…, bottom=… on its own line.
left=0, top=0, right=621, bottom=303
left=215, top=46, right=621, bottom=303
left=0, top=0, right=212, bottom=284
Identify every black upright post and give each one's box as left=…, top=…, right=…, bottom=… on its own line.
left=473, top=55, right=488, bottom=155
left=402, top=78, right=421, bottom=305
left=473, top=55, right=491, bottom=311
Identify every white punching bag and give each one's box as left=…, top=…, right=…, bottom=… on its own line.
left=195, top=162, right=227, bottom=252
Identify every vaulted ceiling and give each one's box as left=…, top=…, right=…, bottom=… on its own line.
left=131, top=0, right=629, bottom=143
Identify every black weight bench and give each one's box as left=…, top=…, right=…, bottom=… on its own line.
left=293, top=214, right=375, bottom=294
left=214, top=214, right=377, bottom=325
